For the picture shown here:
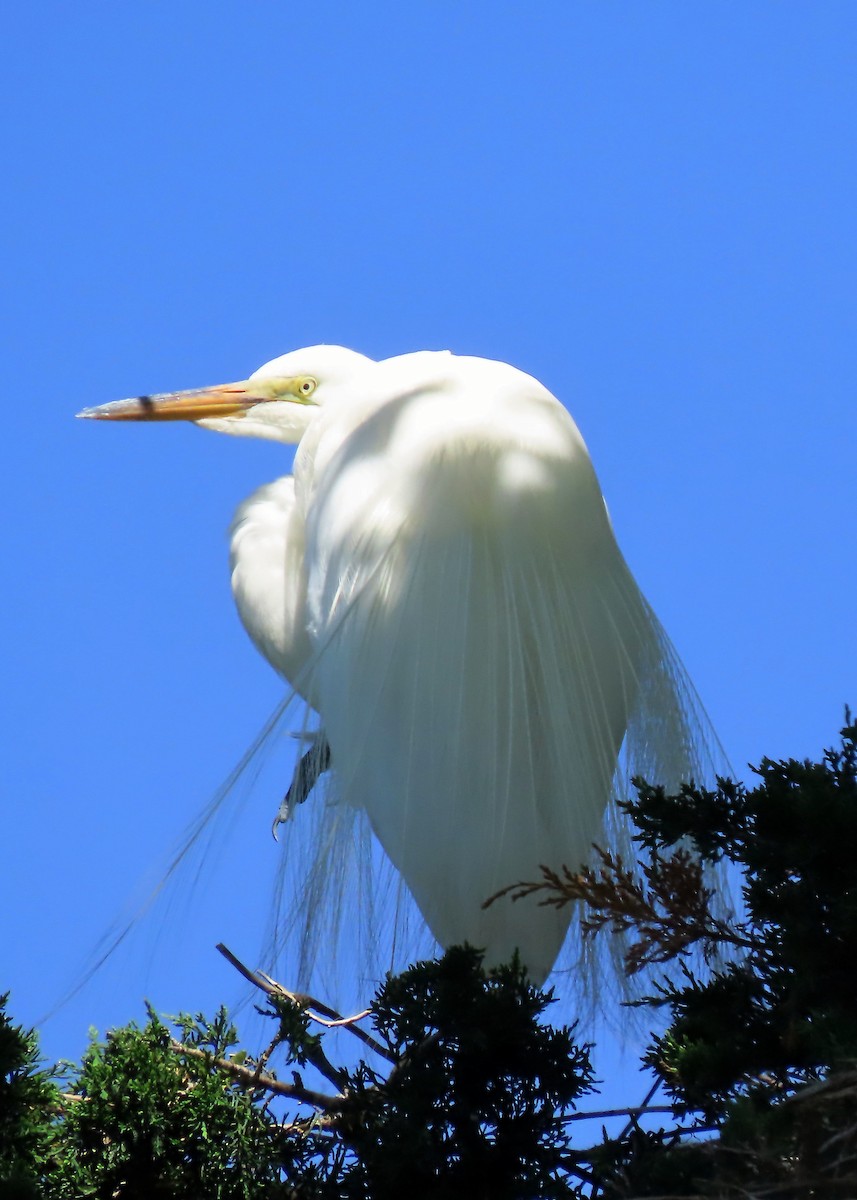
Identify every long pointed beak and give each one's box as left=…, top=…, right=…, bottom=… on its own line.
left=77, top=377, right=298, bottom=422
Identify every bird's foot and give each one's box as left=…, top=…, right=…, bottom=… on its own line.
left=271, top=733, right=332, bottom=840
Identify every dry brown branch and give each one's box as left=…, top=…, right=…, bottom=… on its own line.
left=485, top=846, right=750, bottom=975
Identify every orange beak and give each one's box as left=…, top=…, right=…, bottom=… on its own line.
left=77, top=376, right=305, bottom=422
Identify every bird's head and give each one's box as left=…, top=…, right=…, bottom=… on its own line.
left=77, top=345, right=374, bottom=444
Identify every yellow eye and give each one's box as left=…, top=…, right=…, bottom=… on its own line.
left=299, top=377, right=318, bottom=397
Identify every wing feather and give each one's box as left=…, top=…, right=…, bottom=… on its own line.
left=294, top=375, right=675, bottom=983
left=251, top=360, right=726, bottom=999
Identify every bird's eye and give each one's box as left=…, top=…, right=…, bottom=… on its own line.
left=299, top=378, right=318, bottom=396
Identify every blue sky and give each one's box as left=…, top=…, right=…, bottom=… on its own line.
left=3, top=1, right=856, bottom=1102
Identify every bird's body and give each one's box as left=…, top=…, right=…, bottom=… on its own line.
left=81, top=347, right=719, bottom=986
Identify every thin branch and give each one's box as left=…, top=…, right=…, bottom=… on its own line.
left=618, top=1076, right=663, bottom=1140
left=310, top=1008, right=373, bottom=1030
left=217, top=943, right=393, bottom=1062
left=170, top=1038, right=346, bottom=1112
left=302, top=1040, right=349, bottom=1094
left=562, top=1103, right=676, bottom=1124
left=216, top=942, right=273, bottom=992
left=257, top=1031, right=283, bottom=1074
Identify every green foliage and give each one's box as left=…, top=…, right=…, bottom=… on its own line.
left=1, top=956, right=595, bottom=1198
left=6, top=717, right=857, bottom=1198
left=48, top=1004, right=302, bottom=1199
left=0, top=994, right=61, bottom=1199
left=596, top=715, right=857, bottom=1196
left=635, top=718, right=857, bottom=1117
left=336, top=947, right=593, bottom=1199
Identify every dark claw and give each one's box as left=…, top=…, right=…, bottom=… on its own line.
left=272, top=736, right=332, bottom=840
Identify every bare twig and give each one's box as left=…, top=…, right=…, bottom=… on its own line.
left=562, top=1103, right=675, bottom=1123
left=216, top=943, right=273, bottom=992
left=216, top=943, right=394, bottom=1062
left=170, top=1038, right=346, bottom=1112
left=618, top=1077, right=663, bottom=1140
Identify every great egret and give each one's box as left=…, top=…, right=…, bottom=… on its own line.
left=79, top=347, right=719, bottom=987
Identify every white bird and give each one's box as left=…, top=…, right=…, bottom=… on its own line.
left=79, top=347, right=719, bottom=987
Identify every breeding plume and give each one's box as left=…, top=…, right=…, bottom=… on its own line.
left=80, top=347, right=716, bottom=985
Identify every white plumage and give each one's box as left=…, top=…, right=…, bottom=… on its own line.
left=80, top=347, right=719, bottom=987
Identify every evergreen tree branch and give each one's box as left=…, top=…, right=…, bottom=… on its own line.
left=487, top=845, right=752, bottom=975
